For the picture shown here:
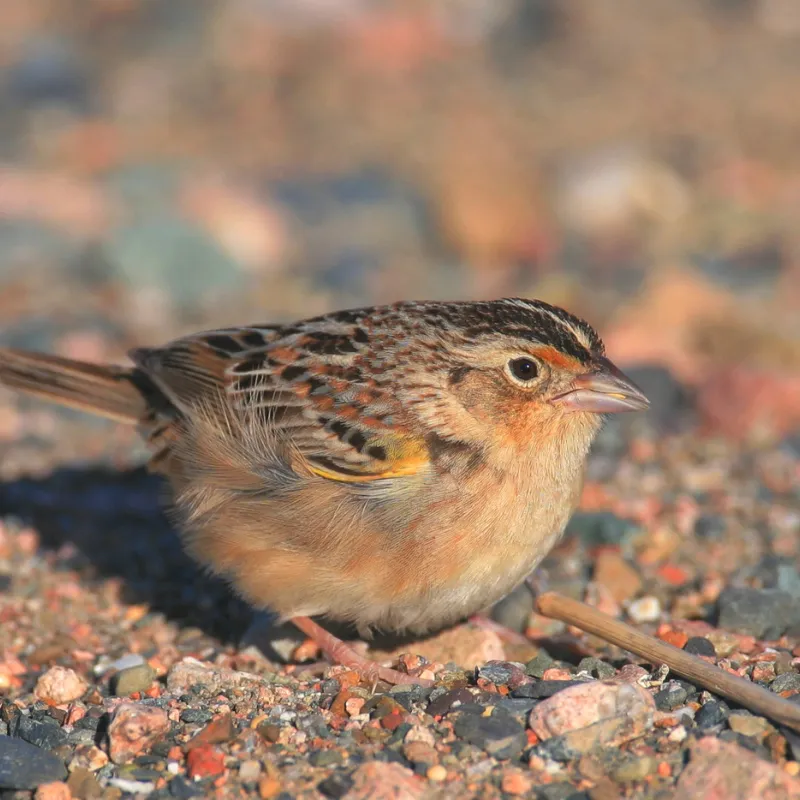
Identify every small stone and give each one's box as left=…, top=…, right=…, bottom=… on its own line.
left=593, top=551, right=643, bottom=604
left=576, top=658, right=616, bottom=680
left=529, top=680, right=655, bottom=749
left=238, top=759, right=260, bottom=783
left=107, top=703, right=169, bottom=764
left=654, top=681, right=691, bottom=711
left=317, top=772, right=353, bottom=798
left=66, top=767, right=102, bottom=799
left=728, top=712, right=772, bottom=738
left=676, top=736, right=800, bottom=799
left=346, top=761, right=423, bottom=800
left=13, top=715, right=68, bottom=751
left=35, top=667, right=88, bottom=706
left=612, top=756, right=657, bottom=783
left=68, top=744, right=107, bottom=772
left=717, top=587, right=795, bottom=640
left=185, top=714, right=236, bottom=750
left=684, top=637, right=717, bottom=657
left=512, top=680, right=584, bottom=699
left=309, top=750, right=343, bottom=768
left=34, top=781, right=72, bottom=800
left=772, top=672, right=800, bottom=693
left=404, top=741, right=438, bottom=766
left=696, top=700, right=730, bottom=729
left=628, top=596, right=662, bottom=623
left=451, top=708, right=527, bottom=760
left=500, top=769, right=532, bottom=795
left=404, top=725, right=436, bottom=747
left=706, top=630, right=741, bottom=658
left=525, top=650, right=555, bottom=679
left=345, top=697, right=366, bottom=717
left=0, top=736, right=68, bottom=789
left=476, top=661, right=527, bottom=688
left=186, top=744, right=225, bottom=780
left=426, top=765, right=447, bottom=782
left=111, top=664, right=155, bottom=697
left=566, top=511, right=637, bottom=546
left=166, top=658, right=264, bottom=697
left=426, top=688, right=475, bottom=717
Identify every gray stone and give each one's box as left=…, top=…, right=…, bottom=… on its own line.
left=0, top=735, right=67, bottom=789
left=717, top=587, right=796, bottom=639
left=112, top=664, right=156, bottom=696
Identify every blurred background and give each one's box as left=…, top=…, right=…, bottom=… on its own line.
left=1, top=0, right=800, bottom=451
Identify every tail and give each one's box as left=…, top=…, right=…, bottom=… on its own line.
left=0, top=348, right=149, bottom=424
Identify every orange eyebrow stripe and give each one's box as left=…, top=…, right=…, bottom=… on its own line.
left=535, top=345, right=581, bottom=369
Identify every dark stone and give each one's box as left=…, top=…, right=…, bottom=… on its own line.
left=169, top=775, right=205, bottom=798
left=717, top=587, right=796, bottom=639
left=476, top=661, right=527, bottom=687
left=654, top=681, right=691, bottom=711
left=564, top=512, right=637, bottom=547
left=317, top=772, right=354, bottom=799
left=12, top=715, right=67, bottom=751
left=577, top=657, right=616, bottom=679
left=0, top=575, right=10, bottom=592
left=451, top=709, right=526, bottom=760
left=179, top=709, right=213, bottom=725
left=511, top=681, right=584, bottom=700
left=694, top=514, right=727, bottom=541
left=525, top=650, right=555, bottom=679
left=695, top=700, right=729, bottom=729
left=0, top=735, right=67, bottom=789
left=683, top=637, right=716, bottom=657
left=771, top=672, right=800, bottom=693
left=426, top=688, right=475, bottom=717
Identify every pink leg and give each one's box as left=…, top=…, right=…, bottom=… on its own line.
left=290, top=616, right=434, bottom=687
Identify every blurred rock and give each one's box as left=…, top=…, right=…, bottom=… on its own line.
left=0, top=737, right=67, bottom=790
left=717, top=587, right=797, bottom=639
left=593, top=550, right=642, bottom=605
left=621, top=365, right=696, bottom=431
left=565, top=512, right=638, bottom=548
left=676, top=736, right=800, bottom=799
left=346, top=761, right=424, bottom=800
left=8, top=36, right=89, bottom=111
left=34, top=667, right=88, bottom=706
left=106, top=215, right=247, bottom=307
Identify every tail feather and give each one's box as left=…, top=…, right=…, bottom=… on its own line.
left=0, top=348, right=148, bottom=424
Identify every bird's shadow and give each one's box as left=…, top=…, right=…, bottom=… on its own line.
left=0, top=465, right=253, bottom=645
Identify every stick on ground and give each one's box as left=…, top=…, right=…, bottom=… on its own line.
left=535, top=591, right=800, bottom=734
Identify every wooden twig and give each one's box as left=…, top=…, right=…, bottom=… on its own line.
left=535, top=591, right=800, bottom=733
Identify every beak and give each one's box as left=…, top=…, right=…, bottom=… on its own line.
left=550, top=356, right=650, bottom=414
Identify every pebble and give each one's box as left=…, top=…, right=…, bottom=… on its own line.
left=564, top=511, right=637, bottom=547
left=628, top=595, right=662, bottom=623
left=683, top=636, right=717, bottom=657
left=612, top=755, right=657, bottom=783
left=695, top=700, right=730, bottom=729
left=728, top=712, right=772, bottom=738
left=676, top=736, right=800, bottom=799
left=107, top=703, right=170, bottom=764
left=529, top=680, right=655, bottom=747
left=576, top=658, right=616, bottom=680
left=451, top=708, right=527, bottom=760
left=512, top=680, right=584, bottom=700
left=525, top=650, right=555, bottom=679
left=345, top=761, right=424, bottom=800
left=593, top=550, right=643, bottom=604
left=426, top=764, right=447, bottom=782
left=717, top=587, right=797, bottom=639
left=13, top=715, right=68, bottom=751
left=654, top=681, right=692, bottom=711
left=66, top=767, right=102, bottom=798
left=34, top=667, right=89, bottom=706
left=34, top=781, right=72, bottom=800
left=772, top=672, right=800, bottom=693
left=0, top=736, right=68, bottom=789
left=111, top=663, right=156, bottom=696
left=186, top=744, right=225, bottom=780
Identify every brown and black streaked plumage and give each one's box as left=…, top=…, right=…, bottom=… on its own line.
left=0, top=298, right=647, bottom=684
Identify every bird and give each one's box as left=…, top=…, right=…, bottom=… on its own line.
left=0, top=298, right=648, bottom=685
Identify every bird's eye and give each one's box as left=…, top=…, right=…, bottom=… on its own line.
left=507, top=357, right=540, bottom=383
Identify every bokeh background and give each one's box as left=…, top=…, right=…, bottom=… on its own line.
left=1, top=0, right=800, bottom=451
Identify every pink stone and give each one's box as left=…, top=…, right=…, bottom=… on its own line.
left=346, top=761, right=425, bottom=800
left=676, top=737, right=800, bottom=799
left=35, top=667, right=89, bottom=706
left=107, top=703, right=169, bottom=764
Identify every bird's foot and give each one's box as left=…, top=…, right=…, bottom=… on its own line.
left=290, top=615, right=434, bottom=687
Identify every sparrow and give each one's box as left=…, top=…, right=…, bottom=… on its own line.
left=0, top=298, right=648, bottom=685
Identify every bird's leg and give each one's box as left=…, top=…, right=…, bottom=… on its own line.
left=290, top=616, right=434, bottom=687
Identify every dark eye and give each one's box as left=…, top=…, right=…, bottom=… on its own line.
left=508, top=357, right=539, bottom=382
